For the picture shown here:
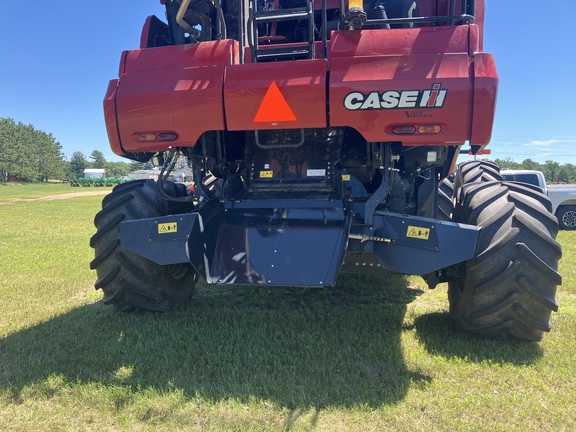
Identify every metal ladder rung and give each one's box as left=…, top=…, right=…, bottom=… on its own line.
left=255, top=47, right=312, bottom=59
left=253, top=8, right=310, bottom=23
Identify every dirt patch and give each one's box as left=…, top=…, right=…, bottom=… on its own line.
left=0, top=191, right=110, bottom=205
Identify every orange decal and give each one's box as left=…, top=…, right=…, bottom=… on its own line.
left=254, top=82, right=297, bottom=123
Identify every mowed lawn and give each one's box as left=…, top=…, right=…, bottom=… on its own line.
left=0, top=182, right=82, bottom=199
left=0, top=184, right=575, bottom=431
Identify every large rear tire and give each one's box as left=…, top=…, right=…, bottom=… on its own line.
left=90, top=180, right=197, bottom=312
left=438, top=175, right=454, bottom=221
left=448, top=181, right=562, bottom=341
left=454, top=160, right=502, bottom=197
left=438, top=160, right=502, bottom=222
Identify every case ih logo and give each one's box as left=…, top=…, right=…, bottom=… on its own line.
left=344, top=83, right=447, bottom=111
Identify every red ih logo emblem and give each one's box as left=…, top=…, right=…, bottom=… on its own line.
left=423, top=84, right=446, bottom=107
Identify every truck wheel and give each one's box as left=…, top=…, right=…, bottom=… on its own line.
left=90, top=180, right=197, bottom=312
left=449, top=181, right=562, bottom=341
left=555, top=205, right=576, bottom=230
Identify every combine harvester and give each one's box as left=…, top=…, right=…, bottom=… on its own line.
left=91, top=0, right=562, bottom=341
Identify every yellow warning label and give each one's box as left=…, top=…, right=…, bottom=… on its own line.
left=342, top=174, right=351, bottom=181
left=260, top=170, right=274, bottom=178
left=407, top=226, right=430, bottom=240
left=158, top=222, right=178, bottom=234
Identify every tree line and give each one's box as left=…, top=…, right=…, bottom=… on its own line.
left=0, top=118, right=149, bottom=182
left=492, top=158, right=575, bottom=184
left=67, top=150, right=150, bottom=180
left=0, top=117, right=65, bottom=182
left=2, top=117, right=575, bottom=183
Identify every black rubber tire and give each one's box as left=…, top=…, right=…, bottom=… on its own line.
left=448, top=181, right=562, bottom=341
left=90, top=180, right=197, bottom=312
left=438, top=159, right=500, bottom=221
left=555, top=205, right=576, bottom=230
left=438, top=175, right=454, bottom=221
left=454, top=160, right=502, bottom=198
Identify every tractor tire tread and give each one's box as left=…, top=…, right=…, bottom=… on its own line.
left=449, top=181, right=562, bottom=341
left=438, top=176, right=454, bottom=221
left=90, top=180, right=196, bottom=312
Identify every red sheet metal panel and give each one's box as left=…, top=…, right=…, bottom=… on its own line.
left=470, top=53, right=499, bottom=146
left=103, top=79, right=122, bottom=157
left=224, top=60, right=327, bottom=130
left=114, top=40, right=237, bottom=153
left=329, top=27, right=475, bottom=145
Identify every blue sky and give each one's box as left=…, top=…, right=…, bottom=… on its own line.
left=1, top=1, right=575, bottom=164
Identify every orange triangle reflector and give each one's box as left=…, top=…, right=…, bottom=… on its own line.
left=254, top=82, right=297, bottom=123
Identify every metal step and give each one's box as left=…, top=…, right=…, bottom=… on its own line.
left=253, top=46, right=312, bottom=60
left=253, top=7, right=310, bottom=23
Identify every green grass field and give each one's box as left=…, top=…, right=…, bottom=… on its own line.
left=0, top=184, right=575, bottom=431
left=0, top=182, right=75, bottom=199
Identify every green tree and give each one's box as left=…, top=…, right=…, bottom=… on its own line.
left=543, top=160, right=561, bottom=183
left=493, top=158, right=521, bottom=170
left=0, top=117, right=66, bottom=182
left=130, top=160, right=155, bottom=171
left=68, top=151, right=88, bottom=180
left=0, top=118, right=33, bottom=181
left=561, top=163, right=576, bottom=183
left=90, top=150, right=107, bottom=169
left=0, top=118, right=18, bottom=181
left=34, top=131, right=65, bottom=181
left=17, top=124, right=40, bottom=181
left=106, top=161, right=131, bottom=178
left=521, top=159, right=542, bottom=171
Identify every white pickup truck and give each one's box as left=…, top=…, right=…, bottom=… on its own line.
left=501, top=170, right=576, bottom=229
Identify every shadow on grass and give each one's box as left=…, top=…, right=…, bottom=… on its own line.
left=413, top=312, right=544, bottom=365
left=0, top=274, right=429, bottom=409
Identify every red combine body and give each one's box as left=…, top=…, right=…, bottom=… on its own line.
left=92, top=0, right=562, bottom=341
